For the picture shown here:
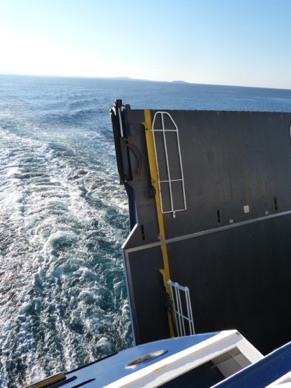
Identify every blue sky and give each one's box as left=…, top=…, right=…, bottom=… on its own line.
left=0, top=0, right=291, bottom=88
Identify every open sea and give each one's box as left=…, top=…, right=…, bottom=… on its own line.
left=1, top=75, right=291, bottom=387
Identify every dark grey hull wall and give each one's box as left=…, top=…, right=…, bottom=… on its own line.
left=111, top=102, right=291, bottom=354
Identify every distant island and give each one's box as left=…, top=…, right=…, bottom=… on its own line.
left=171, top=80, right=188, bottom=84
left=111, top=78, right=189, bottom=84
left=0, top=73, right=191, bottom=84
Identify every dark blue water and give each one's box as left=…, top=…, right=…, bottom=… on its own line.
left=1, top=75, right=291, bottom=387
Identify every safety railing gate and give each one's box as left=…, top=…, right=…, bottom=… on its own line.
left=151, top=112, right=187, bottom=218
left=167, top=280, right=195, bottom=337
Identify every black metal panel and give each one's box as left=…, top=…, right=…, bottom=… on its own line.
left=168, top=215, right=291, bottom=355
left=125, top=247, right=170, bottom=344
left=112, top=104, right=291, bottom=353
left=161, top=110, right=291, bottom=237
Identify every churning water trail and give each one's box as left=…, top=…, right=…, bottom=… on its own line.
left=0, top=129, right=131, bottom=385
left=0, top=77, right=132, bottom=387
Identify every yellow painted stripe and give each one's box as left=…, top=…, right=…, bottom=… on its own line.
left=144, top=109, right=174, bottom=337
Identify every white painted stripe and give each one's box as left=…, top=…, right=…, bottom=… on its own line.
left=124, top=210, right=291, bottom=255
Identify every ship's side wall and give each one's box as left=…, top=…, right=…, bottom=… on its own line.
left=113, top=105, right=291, bottom=354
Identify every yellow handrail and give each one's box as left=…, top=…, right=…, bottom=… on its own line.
left=143, top=109, right=175, bottom=337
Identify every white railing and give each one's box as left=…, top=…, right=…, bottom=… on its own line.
left=151, top=112, right=187, bottom=217
left=167, top=279, right=195, bottom=336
